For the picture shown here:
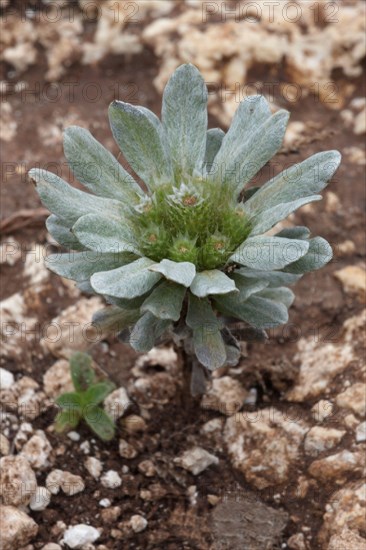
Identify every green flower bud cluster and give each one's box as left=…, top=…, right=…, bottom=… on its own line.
left=133, top=181, right=251, bottom=270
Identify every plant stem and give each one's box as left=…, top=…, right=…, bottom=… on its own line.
left=175, top=338, right=207, bottom=410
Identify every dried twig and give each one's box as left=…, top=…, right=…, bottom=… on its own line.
left=0, top=208, right=49, bottom=234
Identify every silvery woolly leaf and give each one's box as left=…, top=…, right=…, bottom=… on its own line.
left=141, top=281, right=186, bottom=321
left=248, top=195, right=322, bottom=236
left=29, top=169, right=123, bottom=226
left=92, top=305, right=141, bottom=333
left=214, top=294, right=288, bottom=329
left=77, top=281, right=96, bottom=294
left=204, top=128, right=225, bottom=172
left=213, top=96, right=271, bottom=175
left=108, top=101, right=172, bottom=190
left=117, top=328, right=130, bottom=344
left=235, top=267, right=301, bottom=287
left=91, top=257, right=161, bottom=299
left=46, top=215, right=85, bottom=251
left=284, top=237, right=332, bottom=273
left=227, top=325, right=268, bottom=343
left=192, top=325, right=227, bottom=371
left=162, top=64, right=208, bottom=180
left=107, top=293, right=150, bottom=311
left=63, top=126, right=142, bottom=203
left=186, top=294, right=226, bottom=370
left=72, top=213, right=140, bottom=255
left=190, top=270, right=238, bottom=298
left=211, top=96, right=288, bottom=195
left=231, top=236, right=309, bottom=270
left=257, top=286, right=295, bottom=308
left=243, top=186, right=260, bottom=201
left=221, top=327, right=241, bottom=367
left=149, top=259, right=196, bottom=287
left=224, top=345, right=241, bottom=367
left=230, top=273, right=269, bottom=301
left=276, top=226, right=310, bottom=240
left=244, top=150, right=342, bottom=215
left=46, top=251, right=135, bottom=282
left=190, top=360, right=207, bottom=396
left=130, top=311, right=171, bottom=352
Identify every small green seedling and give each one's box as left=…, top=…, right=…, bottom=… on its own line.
left=55, top=352, right=116, bottom=441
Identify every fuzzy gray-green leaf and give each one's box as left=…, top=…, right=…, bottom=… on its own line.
left=230, top=273, right=269, bottom=301
left=84, top=407, right=115, bottom=441
left=70, top=352, right=95, bottom=392
left=92, top=306, right=141, bottom=332
left=275, top=226, right=310, bottom=240
left=258, top=286, right=295, bottom=308
left=56, top=392, right=82, bottom=409
left=214, top=294, right=288, bottom=329
left=284, top=237, right=332, bottom=273
left=190, top=270, right=238, bottom=298
left=244, top=150, right=342, bottom=215
left=72, top=213, right=140, bottom=255
left=204, top=128, right=225, bottom=172
left=211, top=97, right=288, bottom=194
left=186, top=294, right=226, bottom=369
left=46, top=251, right=135, bottom=282
left=149, top=259, right=196, bottom=287
left=213, top=96, right=271, bottom=178
left=248, top=195, right=322, bottom=236
left=162, top=63, right=208, bottom=180
left=231, top=236, right=309, bottom=270
left=29, top=169, right=123, bottom=226
left=54, top=410, right=81, bottom=432
left=130, top=312, right=171, bottom=352
left=83, top=381, right=116, bottom=407
left=235, top=267, right=302, bottom=287
left=91, top=257, right=161, bottom=299
left=46, top=215, right=85, bottom=251
left=141, top=281, right=186, bottom=321
left=108, top=101, right=172, bottom=190
left=106, top=293, right=149, bottom=311
left=63, top=126, right=142, bottom=203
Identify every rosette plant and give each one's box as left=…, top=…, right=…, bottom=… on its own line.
left=30, top=64, right=340, bottom=394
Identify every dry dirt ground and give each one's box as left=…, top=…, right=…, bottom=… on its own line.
left=0, top=2, right=365, bottom=550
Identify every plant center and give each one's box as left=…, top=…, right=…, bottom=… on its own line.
left=133, top=180, right=251, bottom=270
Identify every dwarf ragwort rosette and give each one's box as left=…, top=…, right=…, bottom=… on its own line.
left=30, top=64, right=341, bottom=372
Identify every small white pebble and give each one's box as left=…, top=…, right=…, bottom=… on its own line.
left=175, top=447, right=219, bottom=475
left=67, top=431, right=80, bottom=441
left=29, top=486, right=51, bottom=511
left=356, top=421, right=366, bottom=443
left=80, top=441, right=90, bottom=454
left=243, top=388, right=258, bottom=406
left=187, top=485, right=198, bottom=506
left=0, top=368, right=14, bottom=389
left=104, top=387, right=131, bottom=421
left=99, top=498, right=111, bottom=508
left=46, top=469, right=63, bottom=495
left=101, top=470, right=122, bottom=489
left=84, top=456, right=103, bottom=480
left=63, top=524, right=100, bottom=548
left=130, top=514, right=148, bottom=533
